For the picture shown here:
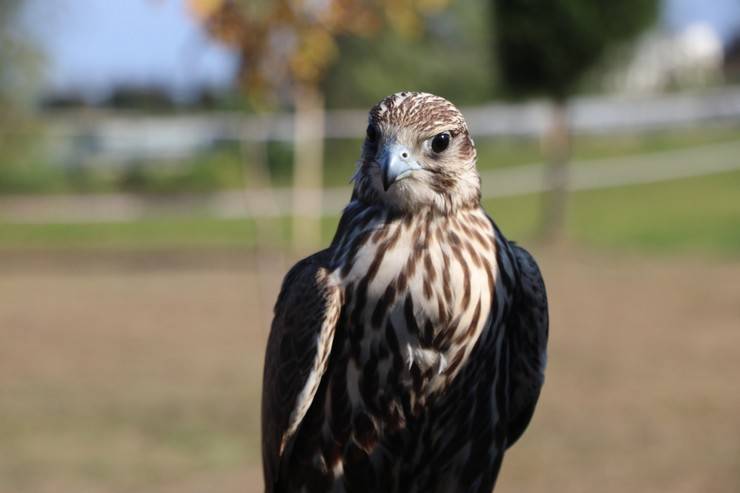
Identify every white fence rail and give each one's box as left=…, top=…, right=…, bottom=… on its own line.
left=44, top=87, right=740, bottom=163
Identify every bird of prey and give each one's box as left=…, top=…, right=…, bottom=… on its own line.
left=262, top=92, right=548, bottom=493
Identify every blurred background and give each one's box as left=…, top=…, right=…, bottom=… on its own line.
left=1, top=0, right=739, bottom=492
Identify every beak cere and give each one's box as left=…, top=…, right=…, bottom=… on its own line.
left=380, top=143, right=421, bottom=191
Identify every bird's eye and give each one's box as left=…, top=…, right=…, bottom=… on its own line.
left=431, top=132, right=450, bottom=153
left=366, top=124, right=380, bottom=143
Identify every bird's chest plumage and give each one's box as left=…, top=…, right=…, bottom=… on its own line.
left=332, top=208, right=498, bottom=406
left=282, top=206, right=507, bottom=489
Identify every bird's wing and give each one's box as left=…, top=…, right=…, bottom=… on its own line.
left=261, top=250, right=343, bottom=490
left=504, top=244, right=549, bottom=448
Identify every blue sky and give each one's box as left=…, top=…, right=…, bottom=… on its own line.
left=664, top=0, right=740, bottom=39
left=20, top=0, right=740, bottom=99
left=22, top=0, right=238, bottom=100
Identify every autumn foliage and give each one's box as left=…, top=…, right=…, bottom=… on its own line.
left=188, top=0, right=449, bottom=99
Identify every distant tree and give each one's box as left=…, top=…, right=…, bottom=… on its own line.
left=324, top=0, right=493, bottom=109
left=189, top=0, right=451, bottom=251
left=0, top=0, right=43, bottom=177
left=0, top=0, right=40, bottom=109
left=492, top=0, right=659, bottom=241
left=0, top=0, right=21, bottom=110
left=40, top=91, right=89, bottom=110
left=105, top=84, right=175, bottom=112
left=724, top=32, right=740, bottom=82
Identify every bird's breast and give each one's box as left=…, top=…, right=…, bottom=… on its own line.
left=332, top=206, right=501, bottom=403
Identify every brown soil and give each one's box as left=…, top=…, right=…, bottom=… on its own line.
left=1, top=248, right=739, bottom=492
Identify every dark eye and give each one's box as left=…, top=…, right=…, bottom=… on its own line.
left=366, top=124, right=379, bottom=143
left=431, top=132, right=450, bottom=153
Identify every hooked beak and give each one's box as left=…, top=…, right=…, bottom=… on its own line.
left=379, top=143, right=422, bottom=191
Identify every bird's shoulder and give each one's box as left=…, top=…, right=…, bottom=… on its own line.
left=262, top=248, right=343, bottom=490
left=273, top=249, right=335, bottom=312
left=508, top=242, right=548, bottom=318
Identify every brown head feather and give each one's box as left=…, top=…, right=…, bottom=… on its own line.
left=353, top=92, right=480, bottom=215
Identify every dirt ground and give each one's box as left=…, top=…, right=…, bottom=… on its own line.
left=1, top=247, right=739, bottom=493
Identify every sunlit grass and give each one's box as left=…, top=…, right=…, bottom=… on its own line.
left=567, top=167, right=740, bottom=256
left=486, top=167, right=740, bottom=256
left=1, top=169, right=738, bottom=256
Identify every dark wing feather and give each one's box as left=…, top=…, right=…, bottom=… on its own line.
left=505, top=244, right=549, bottom=448
left=261, top=250, right=342, bottom=491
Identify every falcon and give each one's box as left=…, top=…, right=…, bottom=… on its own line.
left=262, top=92, right=548, bottom=492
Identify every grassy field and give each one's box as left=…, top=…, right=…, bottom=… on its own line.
left=1, top=248, right=739, bottom=493
left=484, top=167, right=740, bottom=257
left=2, top=168, right=739, bottom=257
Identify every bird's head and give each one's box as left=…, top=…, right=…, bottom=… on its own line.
left=352, top=92, right=480, bottom=215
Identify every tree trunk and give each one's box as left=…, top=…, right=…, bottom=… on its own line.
left=539, top=100, right=571, bottom=243
left=291, top=84, right=325, bottom=252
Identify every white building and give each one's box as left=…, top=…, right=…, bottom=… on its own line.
left=608, top=22, right=725, bottom=94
